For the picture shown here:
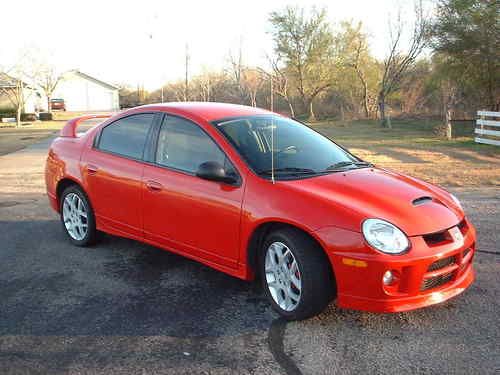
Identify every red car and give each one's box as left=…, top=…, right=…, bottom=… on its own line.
left=50, top=98, right=66, bottom=111
left=45, top=103, right=475, bottom=320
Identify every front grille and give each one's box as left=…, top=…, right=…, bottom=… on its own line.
left=427, top=255, right=456, bottom=272
left=421, top=271, right=454, bottom=291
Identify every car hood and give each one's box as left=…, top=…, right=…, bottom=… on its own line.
left=287, top=167, right=463, bottom=236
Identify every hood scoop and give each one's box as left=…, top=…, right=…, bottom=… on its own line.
left=412, top=196, right=433, bottom=206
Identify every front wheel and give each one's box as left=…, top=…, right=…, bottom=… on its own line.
left=259, top=228, right=335, bottom=320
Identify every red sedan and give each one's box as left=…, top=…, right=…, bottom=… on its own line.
left=45, top=103, right=475, bottom=320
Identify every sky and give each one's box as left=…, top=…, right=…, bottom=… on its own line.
left=0, top=0, right=426, bottom=90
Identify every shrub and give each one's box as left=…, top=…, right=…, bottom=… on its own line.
left=21, top=113, right=37, bottom=121
left=39, top=112, right=53, bottom=121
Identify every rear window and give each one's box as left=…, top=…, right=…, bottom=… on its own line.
left=97, top=113, right=154, bottom=160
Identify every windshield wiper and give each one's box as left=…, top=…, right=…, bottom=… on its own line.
left=326, top=161, right=372, bottom=171
left=258, top=167, right=318, bottom=176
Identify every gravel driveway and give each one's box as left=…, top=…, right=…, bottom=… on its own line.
left=0, top=138, right=498, bottom=374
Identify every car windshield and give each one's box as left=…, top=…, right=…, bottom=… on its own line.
left=214, top=115, right=368, bottom=179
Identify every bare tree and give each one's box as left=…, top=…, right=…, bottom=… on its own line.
left=228, top=38, right=247, bottom=104
left=260, top=57, right=296, bottom=116
left=378, top=1, right=428, bottom=127
left=192, top=70, right=213, bottom=102
left=0, top=74, right=27, bottom=127
left=198, top=74, right=211, bottom=102
left=350, top=37, right=371, bottom=118
left=34, top=65, right=62, bottom=113
left=241, top=68, right=262, bottom=107
left=0, top=53, right=39, bottom=127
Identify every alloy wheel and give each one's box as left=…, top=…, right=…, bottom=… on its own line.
left=265, top=241, right=302, bottom=311
left=62, top=193, right=88, bottom=241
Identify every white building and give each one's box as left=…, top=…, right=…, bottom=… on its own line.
left=0, top=72, right=40, bottom=114
left=52, top=70, right=119, bottom=112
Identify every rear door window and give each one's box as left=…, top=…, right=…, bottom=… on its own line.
left=98, top=114, right=154, bottom=160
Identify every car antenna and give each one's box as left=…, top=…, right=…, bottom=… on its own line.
left=271, top=117, right=275, bottom=184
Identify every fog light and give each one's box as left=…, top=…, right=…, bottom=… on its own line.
left=383, top=270, right=394, bottom=285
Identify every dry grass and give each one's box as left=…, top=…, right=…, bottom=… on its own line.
left=314, top=119, right=499, bottom=187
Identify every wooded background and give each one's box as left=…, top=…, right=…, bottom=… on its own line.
left=121, top=0, right=499, bottom=124
left=2, top=0, right=498, bottom=127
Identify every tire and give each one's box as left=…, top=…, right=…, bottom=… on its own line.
left=60, top=185, right=97, bottom=246
left=259, top=227, right=335, bottom=320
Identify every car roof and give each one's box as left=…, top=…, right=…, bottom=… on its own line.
left=134, top=102, right=274, bottom=122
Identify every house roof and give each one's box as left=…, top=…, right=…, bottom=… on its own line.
left=66, top=70, right=119, bottom=90
left=0, top=72, right=27, bottom=88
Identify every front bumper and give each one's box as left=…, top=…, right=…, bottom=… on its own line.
left=317, top=218, right=476, bottom=313
left=337, top=261, right=474, bottom=313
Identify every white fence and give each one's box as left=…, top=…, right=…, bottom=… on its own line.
left=475, top=111, right=500, bottom=146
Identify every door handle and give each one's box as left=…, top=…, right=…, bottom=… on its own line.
left=146, top=180, right=163, bottom=192
left=87, top=164, right=98, bottom=175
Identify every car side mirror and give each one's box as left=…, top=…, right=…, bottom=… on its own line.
left=196, top=161, right=237, bottom=184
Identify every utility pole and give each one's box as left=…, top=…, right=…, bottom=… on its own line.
left=161, top=86, right=164, bottom=102
left=184, top=43, right=189, bottom=102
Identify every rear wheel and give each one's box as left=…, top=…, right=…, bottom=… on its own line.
left=259, top=228, right=335, bottom=320
left=60, top=185, right=97, bottom=246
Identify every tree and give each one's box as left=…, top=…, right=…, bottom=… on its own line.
left=241, top=68, right=262, bottom=107
left=33, top=64, right=61, bottom=113
left=261, top=57, right=296, bottom=116
left=0, top=52, right=38, bottom=127
left=192, top=71, right=212, bottom=102
left=431, top=0, right=500, bottom=110
left=0, top=73, right=29, bottom=127
left=396, top=59, right=437, bottom=115
left=378, top=1, right=428, bottom=127
left=228, top=37, right=247, bottom=104
left=269, top=6, right=335, bottom=120
left=337, top=21, right=381, bottom=119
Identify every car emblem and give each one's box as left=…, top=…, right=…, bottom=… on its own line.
left=449, top=226, right=464, bottom=244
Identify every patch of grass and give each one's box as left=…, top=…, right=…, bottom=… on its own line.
left=310, top=119, right=499, bottom=187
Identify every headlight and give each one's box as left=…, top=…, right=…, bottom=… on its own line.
left=362, top=219, right=410, bottom=254
left=450, top=193, right=463, bottom=210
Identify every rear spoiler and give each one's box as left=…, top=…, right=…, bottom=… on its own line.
left=60, top=114, right=112, bottom=138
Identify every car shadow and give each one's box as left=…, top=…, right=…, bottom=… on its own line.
left=0, top=219, right=276, bottom=338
